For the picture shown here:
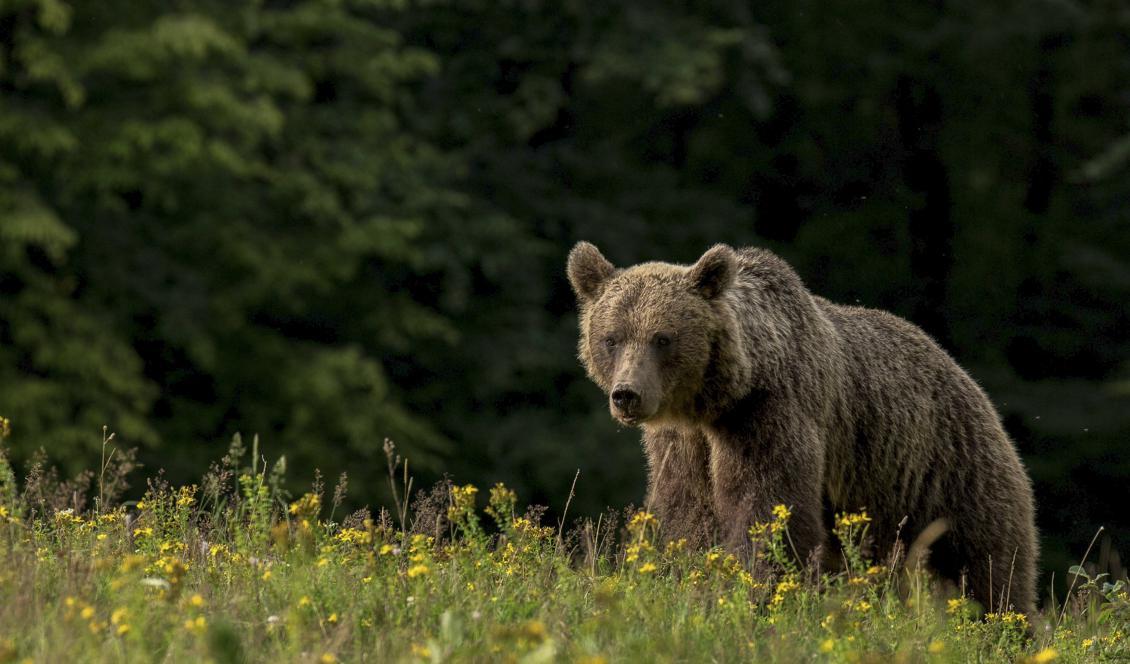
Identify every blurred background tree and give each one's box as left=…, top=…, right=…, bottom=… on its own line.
left=2, top=0, right=1127, bottom=588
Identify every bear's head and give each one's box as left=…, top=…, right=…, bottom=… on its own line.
left=567, top=242, right=746, bottom=425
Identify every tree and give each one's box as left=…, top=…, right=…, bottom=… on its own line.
left=0, top=0, right=481, bottom=491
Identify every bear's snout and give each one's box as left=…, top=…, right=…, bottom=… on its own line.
left=611, top=386, right=641, bottom=412
left=610, top=383, right=653, bottom=423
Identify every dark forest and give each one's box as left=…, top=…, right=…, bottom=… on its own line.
left=1, top=0, right=1128, bottom=586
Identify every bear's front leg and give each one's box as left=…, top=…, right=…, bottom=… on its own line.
left=641, top=426, right=717, bottom=548
left=706, top=415, right=826, bottom=564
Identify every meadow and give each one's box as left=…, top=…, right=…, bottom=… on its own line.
left=0, top=425, right=1126, bottom=663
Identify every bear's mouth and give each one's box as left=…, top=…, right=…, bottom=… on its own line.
left=610, top=406, right=657, bottom=427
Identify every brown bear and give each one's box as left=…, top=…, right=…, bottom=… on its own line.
left=567, top=241, right=1039, bottom=616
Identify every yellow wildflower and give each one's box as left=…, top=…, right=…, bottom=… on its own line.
left=335, top=528, right=372, bottom=545
left=485, top=483, right=517, bottom=519
left=53, top=509, right=83, bottom=526
left=289, top=493, right=321, bottom=518
left=184, top=616, right=207, bottom=634
left=160, top=557, right=188, bottom=583
left=628, top=511, right=657, bottom=532
left=986, top=611, right=1028, bottom=628
left=176, top=486, right=196, bottom=507
left=411, top=643, right=432, bottom=658
left=928, top=641, right=944, bottom=654
left=450, top=484, right=478, bottom=511
left=521, top=620, right=547, bottom=640
left=638, top=562, right=657, bottom=574
left=407, top=564, right=430, bottom=578
left=320, top=655, right=337, bottom=664
left=1028, top=648, right=1058, bottom=663
left=189, top=594, right=205, bottom=607
left=842, top=599, right=871, bottom=612
left=769, top=576, right=800, bottom=610
left=772, top=504, right=791, bottom=522
left=664, top=538, right=688, bottom=555
left=835, top=511, right=871, bottom=529
left=820, top=639, right=835, bottom=653
left=120, top=554, right=146, bottom=573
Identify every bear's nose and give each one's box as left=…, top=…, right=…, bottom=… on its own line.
left=611, top=387, right=640, bottom=412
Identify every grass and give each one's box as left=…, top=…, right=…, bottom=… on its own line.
left=0, top=428, right=1127, bottom=663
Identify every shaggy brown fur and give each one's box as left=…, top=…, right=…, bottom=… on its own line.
left=567, top=242, right=1039, bottom=615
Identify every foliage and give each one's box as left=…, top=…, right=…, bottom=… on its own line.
left=1, top=0, right=1128, bottom=588
left=1, top=440, right=1128, bottom=663
left=0, top=0, right=484, bottom=483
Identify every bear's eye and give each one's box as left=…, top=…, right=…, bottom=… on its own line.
left=653, top=333, right=672, bottom=348
left=604, top=336, right=617, bottom=349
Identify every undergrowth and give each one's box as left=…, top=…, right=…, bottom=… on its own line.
left=0, top=427, right=1127, bottom=663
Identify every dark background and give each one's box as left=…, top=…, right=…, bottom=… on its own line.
left=1, top=0, right=1127, bottom=590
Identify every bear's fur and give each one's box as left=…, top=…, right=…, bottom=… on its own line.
left=567, top=241, right=1039, bottom=615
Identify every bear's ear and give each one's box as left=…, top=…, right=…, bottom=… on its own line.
left=687, top=244, right=737, bottom=300
left=567, top=241, right=616, bottom=303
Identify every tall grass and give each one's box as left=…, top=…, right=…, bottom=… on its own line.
left=0, top=430, right=1126, bottom=663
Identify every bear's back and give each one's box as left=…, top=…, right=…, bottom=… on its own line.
left=814, top=297, right=1026, bottom=541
